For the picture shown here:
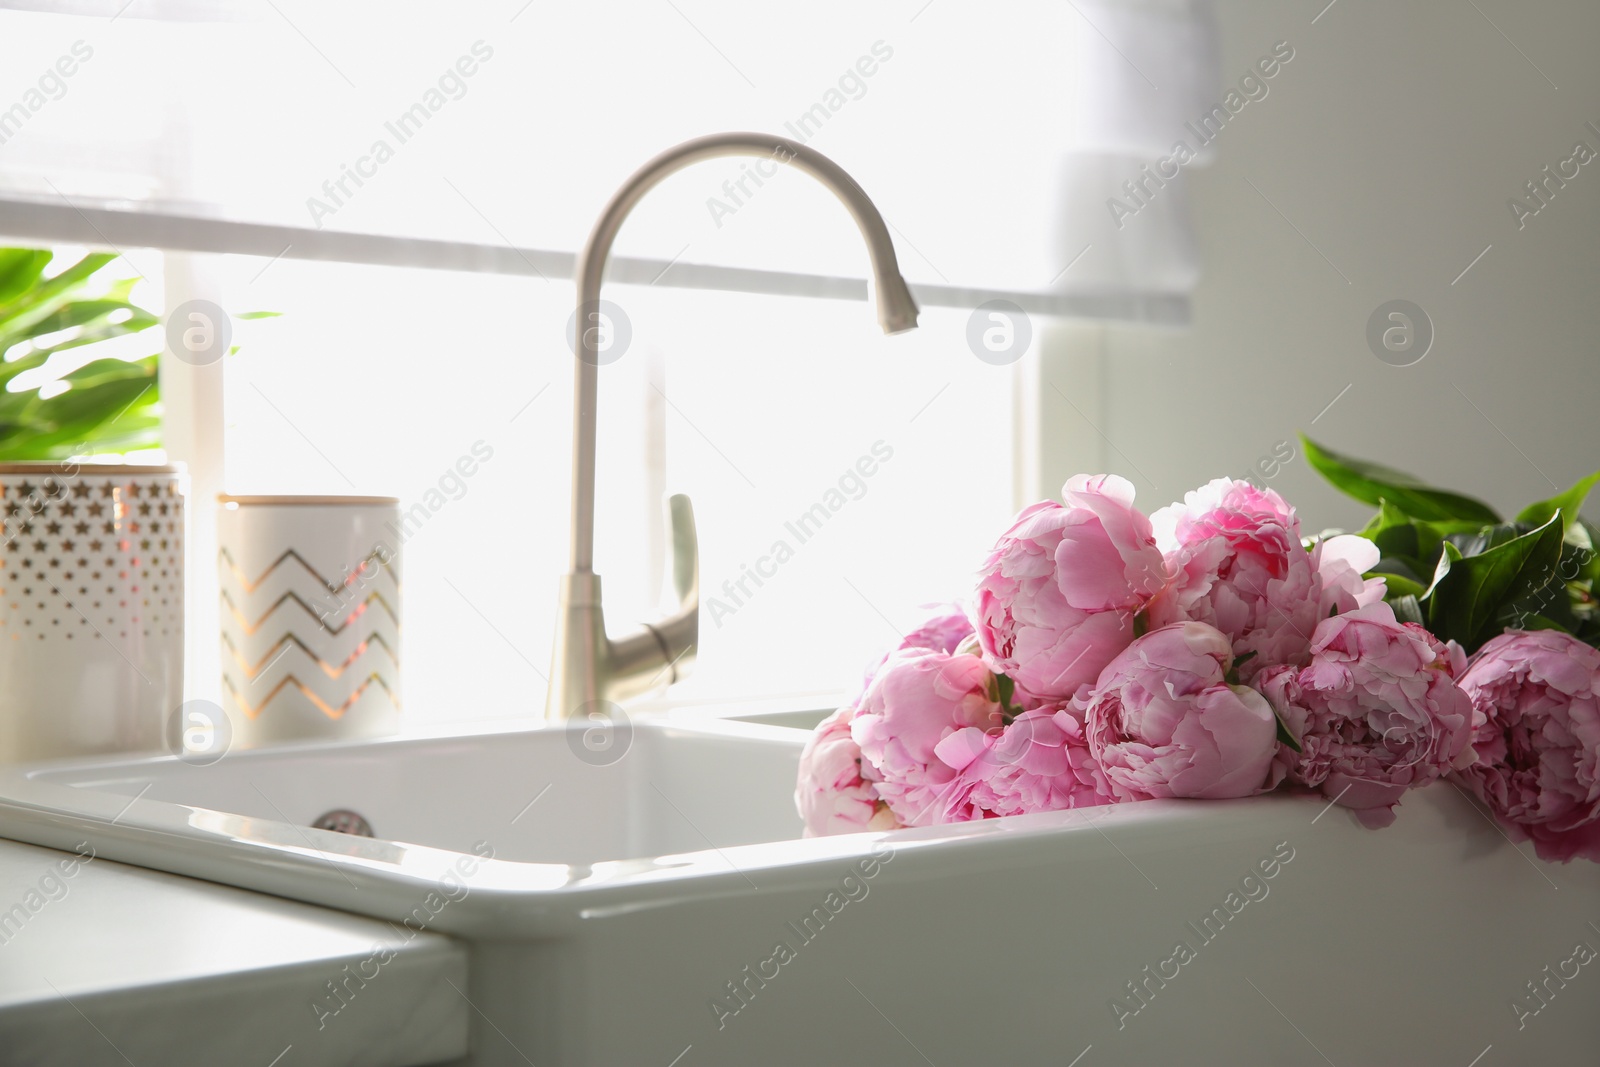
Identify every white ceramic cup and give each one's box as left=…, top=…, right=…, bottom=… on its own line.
left=0, top=462, right=186, bottom=763
left=217, top=495, right=401, bottom=747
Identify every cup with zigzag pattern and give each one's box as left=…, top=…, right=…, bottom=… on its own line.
left=217, top=495, right=402, bottom=748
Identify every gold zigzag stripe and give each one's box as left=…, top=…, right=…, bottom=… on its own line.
left=223, top=671, right=398, bottom=721
left=222, top=629, right=399, bottom=680
left=220, top=587, right=399, bottom=636
left=218, top=545, right=399, bottom=596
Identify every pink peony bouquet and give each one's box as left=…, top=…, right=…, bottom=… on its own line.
left=798, top=438, right=1600, bottom=865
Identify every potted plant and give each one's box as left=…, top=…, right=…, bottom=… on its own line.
left=0, top=246, right=161, bottom=461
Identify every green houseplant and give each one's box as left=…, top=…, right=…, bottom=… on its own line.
left=0, top=247, right=163, bottom=461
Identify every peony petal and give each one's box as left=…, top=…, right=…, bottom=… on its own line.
left=934, top=727, right=992, bottom=772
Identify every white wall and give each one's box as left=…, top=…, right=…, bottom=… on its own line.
left=1049, top=0, right=1600, bottom=531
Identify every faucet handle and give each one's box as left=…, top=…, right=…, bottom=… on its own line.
left=666, top=493, right=698, bottom=612
left=600, top=494, right=698, bottom=703
left=653, top=493, right=698, bottom=681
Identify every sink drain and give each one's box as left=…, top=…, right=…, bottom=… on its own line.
left=310, top=809, right=374, bottom=837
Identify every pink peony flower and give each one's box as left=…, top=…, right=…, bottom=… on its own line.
left=855, top=604, right=975, bottom=700
left=900, top=605, right=976, bottom=657
left=1456, top=630, right=1600, bottom=864
left=1082, top=621, right=1279, bottom=800
left=1149, top=479, right=1320, bottom=680
left=975, top=475, right=1167, bottom=704
left=1259, top=602, right=1475, bottom=829
left=795, top=706, right=903, bottom=837
left=1311, top=534, right=1388, bottom=620
left=933, top=708, right=1120, bottom=821
left=851, top=648, right=1006, bottom=827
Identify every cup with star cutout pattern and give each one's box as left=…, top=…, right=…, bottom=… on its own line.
left=0, top=462, right=186, bottom=762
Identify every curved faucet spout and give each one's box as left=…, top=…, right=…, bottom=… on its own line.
left=570, top=132, right=919, bottom=573
left=548, top=132, right=919, bottom=722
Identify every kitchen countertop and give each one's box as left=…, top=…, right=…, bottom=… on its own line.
left=0, top=837, right=469, bottom=1067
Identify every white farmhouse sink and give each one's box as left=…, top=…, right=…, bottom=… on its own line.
left=1, top=714, right=1597, bottom=1067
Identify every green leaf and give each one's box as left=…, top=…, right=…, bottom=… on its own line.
left=236, top=310, right=281, bottom=319
left=1500, top=535, right=1597, bottom=633
left=0, top=346, right=56, bottom=387
left=1389, top=594, right=1425, bottom=626
left=10, top=298, right=150, bottom=337
left=0, top=252, right=116, bottom=331
left=1272, top=707, right=1302, bottom=754
left=0, top=346, right=159, bottom=463
left=1371, top=555, right=1425, bottom=583
left=1374, top=571, right=1428, bottom=600
left=1424, top=541, right=1464, bottom=601
left=0, top=300, right=159, bottom=361
left=1576, top=519, right=1600, bottom=584
left=1448, top=522, right=1527, bottom=559
left=1300, top=435, right=1501, bottom=523
left=1371, top=518, right=1421, bottom=561
left=1516, top=470, right=1600, bottom=534
left=0, top=375, right=158, bottom=460
left=1224, top=650, right=1258, bottom=686
left=1423, top=514, right=1565, bottom=651
left=0, top=249, right=52, bottom=306
left=1360, top=499, right=1414, bottom=539
left=61, top=355, right=159, bottom=390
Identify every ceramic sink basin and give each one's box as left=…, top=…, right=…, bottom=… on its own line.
left=1, top=714, right=1598, bottom=1067
left=8, top=717, right=809, bottom=868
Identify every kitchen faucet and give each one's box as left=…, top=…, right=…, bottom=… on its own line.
left=546, top=132, right=920, bottom=721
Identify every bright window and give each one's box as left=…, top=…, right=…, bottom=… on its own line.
left=0, top=0, right=1201, bottom=723
left=218, top=255, right=1020, bottom=723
